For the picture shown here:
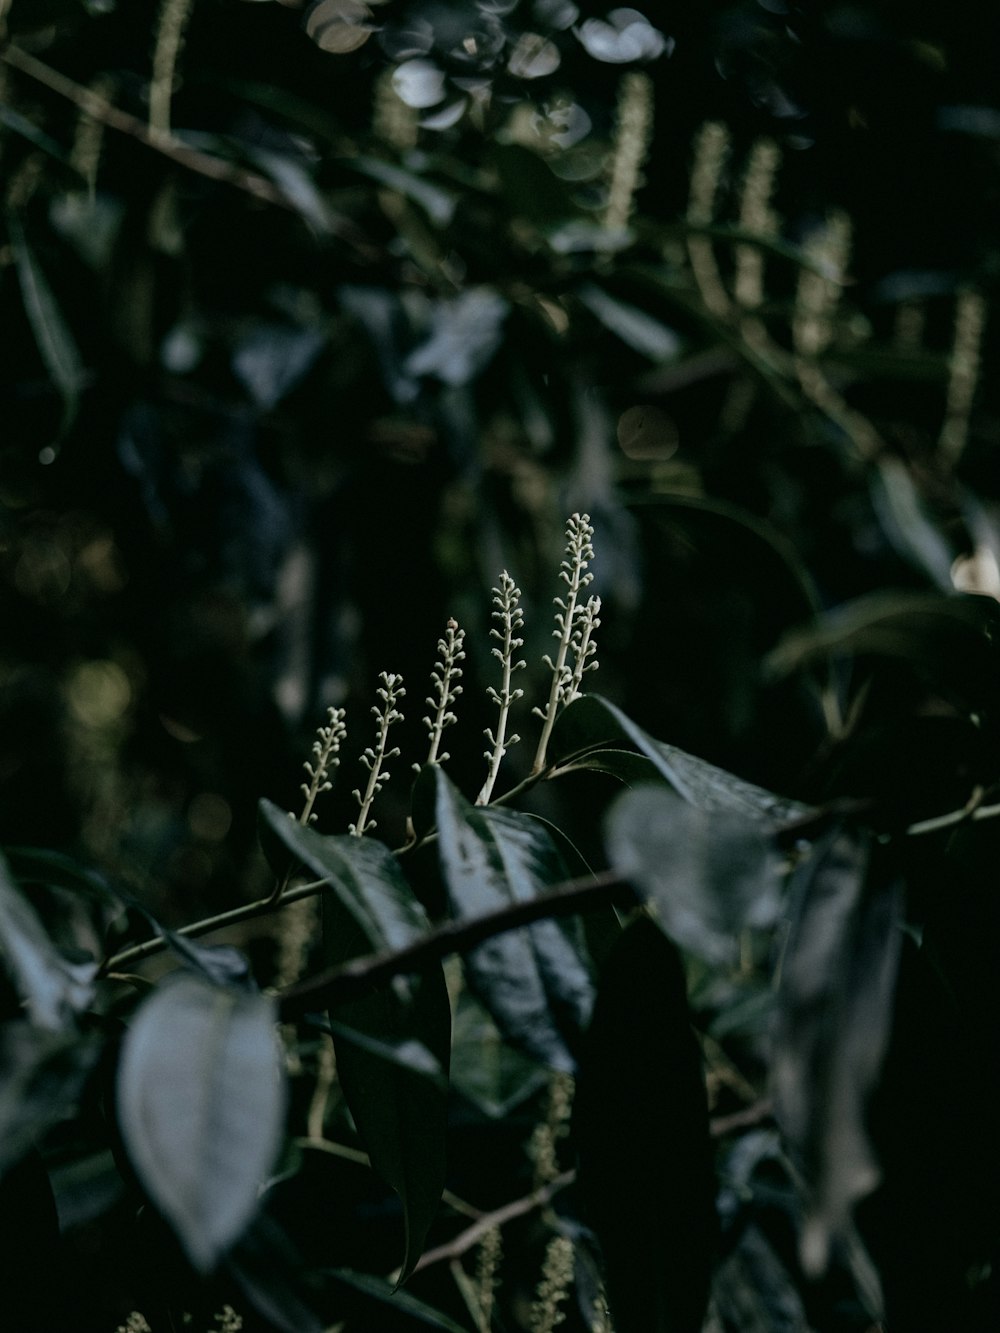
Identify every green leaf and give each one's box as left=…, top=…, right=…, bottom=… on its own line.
left=551, top=696, right=810, bottom=828
left=0, top=851, right=96, bottom=1030
left=550, top=747, right=664, bottom=788
left=116, top=973, right=286, bottom=1271
left=8, top=212, right=85, bottom=443
left=328, top=1268, right=474, bottom=1331
left=0, top=1022, right=101, bottom=1176
left=574, top=916, right=714, bottom=1333
left=450, top=988, right=549, bottom=1119
left=257, top=803, right=451, bottom=1283
left=258, top=799, right=431, bottom=952
left=321, top=1019, right=448, bottom=1092
left=434, top=767, right=595, bottom=1072
left=606, top=785, right=783, bottom=964
left=771, top=827, right=902, bottom=1281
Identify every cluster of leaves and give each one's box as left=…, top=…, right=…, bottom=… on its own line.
left=4, top=0, right=1000, bottom=1330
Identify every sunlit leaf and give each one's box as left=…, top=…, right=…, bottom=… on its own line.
left=575, top=916, right=714, bottom=1333
left=576, top=9, right=670, bottom=63
left=434, top=767, right=594, bottom=1071
left=606, top=785, right=783, bottom=964
left=117, top=974, right=285, bottom=1271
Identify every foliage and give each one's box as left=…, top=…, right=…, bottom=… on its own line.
left=3, top=1, right=1000, bottom=1331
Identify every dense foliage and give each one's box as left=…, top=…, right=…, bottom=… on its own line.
left=3, top=2, right=1000, bottom=1330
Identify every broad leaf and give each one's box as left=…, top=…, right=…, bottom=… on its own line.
left=450, top=988, right=549, bottom=1119
left=434, top=767, right=595, bottom=1072
left=574, top=916, right=714, bottom=1333
left=551, top=696, right=810, bottom=828
left=116, top=973, right=286, bottom=1271
left=606, top=785, right=783, bottom=964
left=0, top=851, right=96, bottom=1030
left=771, top=827, right=902, bottom=1281
left=258, top=804, right=451, bottom=1283
left=0, top=1022, right=101, bottom=1175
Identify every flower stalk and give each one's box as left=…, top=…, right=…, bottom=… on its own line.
left=532, top=515, right=596, bottom=775
left=422, top=619, right=466, bottom=768
left=350, top=672, right=405, bottom=837
left=478, top=573, right=526, bottom=805
left=299, top=706, right=347, bottom=826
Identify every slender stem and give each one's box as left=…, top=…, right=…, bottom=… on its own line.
left=278, top=870, right=632, bottom=1019
left=99, top=877, right=330, bottom=975
left=412, top=1171, right=576, bottom=1275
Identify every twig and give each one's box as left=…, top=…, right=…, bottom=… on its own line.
left=412, top=1171, right=576, bottom=1275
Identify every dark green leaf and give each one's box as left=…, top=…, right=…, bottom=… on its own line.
left=551, top=696, right=810, bottom=828
left=116, top=973, right=285, bottom=1271
left=318, top=1018, right=448, bottom=1092
left=260, top=801, right=451, bottom=1283
left=771, top=828, right=902, bottom=1283
left=328, top=1268, right=473, bottom=1331
left=0, top=851, right=96, bottom=1030
left=450, top=988, right=549, bottom=1119
left=606, top=785, right=783, bottom=964
left=434, top=767, right=594, bottom=1071
left=8, top=212, right=85, bottom=442
left=258, top=799, right=431, bottom=952
left=550, top=747, right=665, bottom=788
left=0, top=1022, right=101, bottom=1175
left=575, top=916, right=714, bottom=1333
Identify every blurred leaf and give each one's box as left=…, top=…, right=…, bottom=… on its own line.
left=551, top=696, right=810, bottom=828
left=8, top=211, right=85, bottom=442
left=305, top=0, right=375, bottom=55
left=575, top=11, right=669, bottom=62
left=771, top=827, right=901, bottom=1284
left=575, top=916, right=714, bottom=1333
left=350, top=156, right=458, bottom=226
left=328, top=1268, right=473, bottom=1331
left=577, top=283, right=681, bottom=362
left=404, top=288, right=509, bottom=387
left=434, top=767, right=594, bottom=1072
left=0, top=105, right=70, bottom=163
left=117, top=973, right=285, bottom=1271
left=232, top=323, right=327, bottom=409
left=606, top=785, right=783, bottom=964
left=0, top=1022, right=101, bottom=1175
left=492, top=143, right=574, bottom=225
left=870, top=458, right=957, bottom=589
left=0, top=852, right=96, bottom=1030
left=241, top=143, right=335, bottom=233
left=319, top=1018, right=448, bottom=1092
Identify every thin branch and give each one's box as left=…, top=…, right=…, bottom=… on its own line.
left=412, top=1171, right=576, bottom=1276
left=98, top=877, right=330, bottom=975
left=278, top=870, right=632, bottom=1019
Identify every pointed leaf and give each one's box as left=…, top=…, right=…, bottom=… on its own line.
left=0, top=852, right=96, bottom=1030
left=551, top=696, right=810, bottom=828
left=259, top=802, right=451, bottom=1283
left=116, top=973, right=285, bottom=1271
left=434, top=767, right=594, bottom=1071
left=551, top=747, right=664, bottom=788
left=771, top=827, right=902, bottom=1278
left=606, top=785, right=783, bottom=964
left=328, top=1268, right=473, bottom=1331
left=577, top=283, right=681, bottom=362
left=574, top=916, right=714, bottom=1333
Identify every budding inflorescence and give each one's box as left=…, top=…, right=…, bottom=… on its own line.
left=478, top=572, right=526, bottom=805
left=532, top=514, right=598, bottom=774
left=299, top=705, right=347, bottom=827
left=350, top=672, right=405, bottom=837
left=421, top=618, right=466, bottom=769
